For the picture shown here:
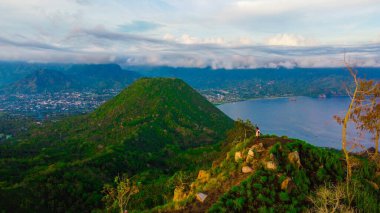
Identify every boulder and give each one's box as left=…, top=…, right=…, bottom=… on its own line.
left=246, top=156, right=253, bottom=163
left=269, top=153, right=275, bottom=161
left=265, top=161, right=277, bottom=170
left=242, top=166, right=253, bottom=173
left=235, top=152, right=243, bottom=162
left=196, top=193, right=208, bottom=203
left=197, top=170, right=210, bottom=183
left=281, top=177, right=296, bottom=193
left=248, top=149, right=255, bottom=157
left=173, top=187, right=187, bottom=202
left=288, top=151, right=302, bottom=169
left=246, top=149, right=255, bottom=163
left=251, top=143, right=264, bottom=152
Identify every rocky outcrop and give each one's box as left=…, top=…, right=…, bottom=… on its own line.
left=235, top=152, right=243, bottom=162
left=265, top=161, right=277, bottom=170
left=196, top=193, right=208, bottom=203
left=242, top=166, right=253, bottom=173
left=288, top=151, right=302, bottom=169
left=173, top=187, right=188, bottom=202
left=248, top=149, right=255, bottom=157
left=281, top=177, right=296, bottom=193
left=197, top=170, right=210, bottom=183
left=251, top=143, right=265, bottom=152
left=246, top=149, right=255, bottom=163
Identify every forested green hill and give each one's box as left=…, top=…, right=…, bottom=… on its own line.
left=0, top=78, right=233, bottom=212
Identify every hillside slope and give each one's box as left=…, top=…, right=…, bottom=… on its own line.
left=89, top=77, right=233, bottom=148
left=0, top=64, right=142, bottom=94
left=153, top=123, right=380, bottom=213
left=1, top=69, right=73, bottom=93
left=0, top=78, right=233, bottom=212
left=67, top=64, right=141, bottom=90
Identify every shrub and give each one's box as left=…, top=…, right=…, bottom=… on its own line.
left=234, top=197, right=245, bottom=211
left=279, top=192, right=290, bottom=202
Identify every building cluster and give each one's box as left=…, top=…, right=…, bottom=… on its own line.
left=0, top=89, right=120, bottom=119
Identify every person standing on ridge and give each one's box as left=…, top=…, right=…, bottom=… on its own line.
left=256, top=126, right=261, bottom=138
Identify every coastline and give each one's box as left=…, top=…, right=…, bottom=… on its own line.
left=213, top=95, right=349, bottom=106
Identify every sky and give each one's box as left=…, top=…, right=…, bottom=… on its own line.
left=0, top=0, right=380, bottom=69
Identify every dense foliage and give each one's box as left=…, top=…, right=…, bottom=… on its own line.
left=209, top=139, right=380, bottom=212
left=0, top=77, right=379, bottom=212
left=0, top=78, right=233, bottom=212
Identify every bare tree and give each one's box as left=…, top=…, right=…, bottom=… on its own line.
left=102, top=175, right=140, bottom=213
left=334, top=57, right=380, bottom=206
left=308, top=183, right=356, bottom=213
left=350, top=80, right=380, bottom=156
left=334, top=60, right=359, bottom=181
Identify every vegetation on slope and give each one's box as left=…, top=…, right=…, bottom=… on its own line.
left=0, top=78, right=233, bottom=212
left=0, top=78, right=378, bottom=213
left=152, top=120, right=380, bottom=213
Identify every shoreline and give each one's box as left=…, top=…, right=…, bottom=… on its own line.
left=213, top=95, right=294, bottom=106
left=213, top=95, right=349, bottom=106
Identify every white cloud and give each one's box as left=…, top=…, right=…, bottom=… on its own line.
left=373, top=34, right=380, bottom=43
left=239, top=37, right=253, bottom=45
left=0, top=0, right=379, bottom=68
left=163, top=33, right=253, bottom=46
left=163, top=33, right=225, bottom=45
left=265, top=34, right=318, bottom=46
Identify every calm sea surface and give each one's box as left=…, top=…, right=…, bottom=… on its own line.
left=218, top=96, right=371, bottom=149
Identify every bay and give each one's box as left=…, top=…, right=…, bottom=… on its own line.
left=218, top=96, right=371, bottom=149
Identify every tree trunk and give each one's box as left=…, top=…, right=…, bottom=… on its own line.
left=342, top=83, right=358, bottom=207
left=375, top=131, right=379, bottom=157
left=342, top=87, right=357, bottom=180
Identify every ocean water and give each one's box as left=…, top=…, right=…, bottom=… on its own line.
left=218, top=96, right=372, bottom=149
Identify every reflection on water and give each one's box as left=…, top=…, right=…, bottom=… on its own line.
left=218, top=96, right=371, bottom=149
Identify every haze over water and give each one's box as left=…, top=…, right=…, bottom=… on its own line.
left=218, top=96, right=371, bottom=149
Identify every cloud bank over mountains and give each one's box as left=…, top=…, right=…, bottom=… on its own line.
left=0, top=0, right=379, bottom=68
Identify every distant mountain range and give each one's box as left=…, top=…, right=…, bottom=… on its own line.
left=65, top=64, right=141, bottom=90
left=0, top=63, right=141, bottom=93
left=128, top=66, right=380, bottom=98
left=0, top=61, right=70, bottom=87
left=1, top=61, right=380, bottom=100
left=2, top=69, right=73, bottom=93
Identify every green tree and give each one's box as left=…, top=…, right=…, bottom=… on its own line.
left=227, top=119, right=256, bottom=143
